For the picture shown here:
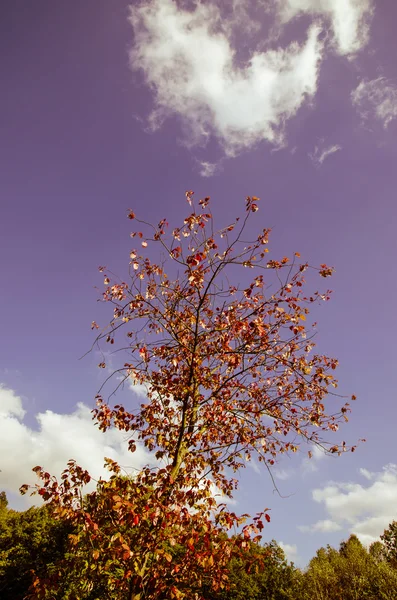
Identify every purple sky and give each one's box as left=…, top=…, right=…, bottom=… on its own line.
left=1, top=0, right=397, bottom=566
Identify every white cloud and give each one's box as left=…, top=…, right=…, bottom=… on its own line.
left=301, top=444, right=327, bottom=474
left=279, top=541, right=298, bottom=562
left=299, top=518, right=342, bottom=533
left=309, top=141, right=341, bottom=166
left=128, top=1, right=375, bottom=158
left=0, top=385, right=233, bottom=512
left=351, top=77, right=397, bottom=129
left=278, top=0, right=374, bottom=56
left=247, top=458, right=261, bottom=474
left=302, top=464, right=397, bottom=545
left=0, top=385, right=26, bottom=419
left=129, top=379, right=150, bottom=398
left=0, top=386, right=151, bottom=509
left=198, top=160, right=220, bottom=178
left=128, top=0, right=324, bottom=155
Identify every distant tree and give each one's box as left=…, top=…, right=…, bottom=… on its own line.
left=299, top=534, right=397, bottom=600
left=380, top=521, right=397, bottom=568
left=208, top=539, right=299, bottom=600
left=368, top=541, right=385, bottom=563
left=22, top=192, right=357, bottom=599
left=0, top=492, right=8, bottom=511
left=0, top=495, right=72, bottom=600
left=299, top=545, right=340, bottom=600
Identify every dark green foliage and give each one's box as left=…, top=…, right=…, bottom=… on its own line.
left=380, top=521, right=397, bottom=568
left=0, top=491, right=8, bottom=510
left=0, top=492, right=72, bottom=600
left=2, top=488, right=397, bottom=600
left=207, top=540, right=299, bottom=600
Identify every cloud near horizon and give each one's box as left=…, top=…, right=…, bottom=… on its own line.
left=299, top=464, right=397, bottom=545
left=128, top=0, right=373, bottom=160
left=279, top=541, right=299, bottom=563
left=0, top=385, right=151, bottom=509
left=0, top=384, right=235, bottom=511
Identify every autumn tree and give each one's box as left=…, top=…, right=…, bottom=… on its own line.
left=22, top=192, right=357, bottom=599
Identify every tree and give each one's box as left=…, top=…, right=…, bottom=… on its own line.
left=209, top=539, right=299, bottom=600
left=368, top=541, right=385, bottom=563
left=0, top=494, right=72, bottom=600
left=0, top=492, right=8, bottom=511
left=299, top=534, right=397, bottom=600
left=380, top=521, right=397, bottom=568
left=22, top=192, right=357, bottom=599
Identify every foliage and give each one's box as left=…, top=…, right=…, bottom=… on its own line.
left=0, top=493, right=72, bottom=600
left=380, top=521, right=397, bottom=568
left=4, top=489, right=397, bottom=600
left=21, top=192, right=356, bottom=599
left=0, top=491, right=8, bottom=511
left=298, top=534, right=397, bottom=600
left=208, top=539, right=299, bottom=600
left=22, top=464, right=253, bottom=599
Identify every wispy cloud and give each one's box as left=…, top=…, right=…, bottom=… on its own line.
left=309, top=141, right=342, bottom=166
left=198, top=160, right=221, bottom=178
left=352, top=77, right=397, bottom=129
left=300, top=464, right=397, bottom=545
left=274, top=468, right=293, bottom=481
left=299, top=518, right=342, bottom=533
left=359, top=467, right=373, bottom=481
left=278, top=0, right=374, bottom=56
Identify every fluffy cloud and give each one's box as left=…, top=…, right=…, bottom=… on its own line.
left=309, top=141, right=341, bottom=166
left=351, top=77, right=397, bottom=129
left=300, top=464, right=397, bottom=544
left=128, top=1, right=374, bottom=158
left=0, top=385, right=26, bottom=419
left=278, top=0, right=374, bottom=56
left=0, top=385, right=232, bottom=511
left=129, top=0, right=323, bottom=155
left=0, top=385, right=150, bottom=508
